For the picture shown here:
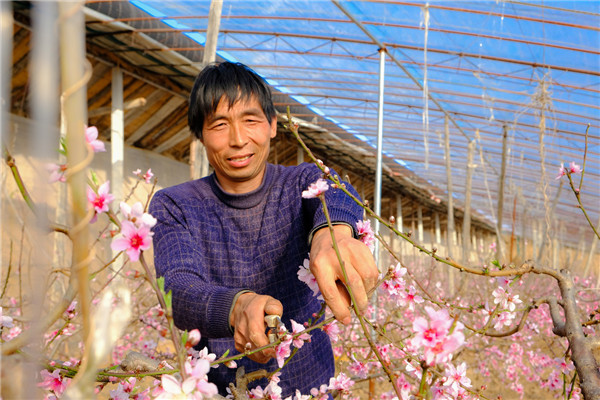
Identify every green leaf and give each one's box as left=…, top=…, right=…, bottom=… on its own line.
left=157, top=276, right=165, bottom=293
left=90, top=170, right=99, bottom=187
left=164, top=291, right=172, bottom=310
left=491, top=259, right=501, bottom=268
left=221, top=349, right=230, bottom=359
left=181, top=330, right=188, bottom=347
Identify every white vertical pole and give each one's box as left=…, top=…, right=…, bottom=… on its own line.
left=462, top=140, right=475, bottom=262
left=396, top=194, right=403, bottom=254
left=297, top=145, right=304, bottom=165
left=191, top=0, right=223, bottom=180
left=443, top=116, right=455, bottom=294
left=435, top=213, right=442, bottom=245
left=496, top=126, right=509, bottom=260
left=373, top=48, right=386, bottom=271
left=417, top=205, right=424, bottom=242
left=111, top=67, right=124, bottom=207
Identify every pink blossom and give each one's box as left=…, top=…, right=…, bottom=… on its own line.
left=404, top=285, right=424, bottom=311
left=556, top=163, right=566, bottom=179
left=322, top=320, right=341, bottom=342
left=120, top=201, right=157, bottom=229
left=46, top=163, right=67, bottom=183
left=142, top=168, right=154, bottom=184
left=109, top=378, right=136, bottom=400
left=185, top=329, right=201, bottom=348
left=410, top=306, right=465, bottom=366
left=155, top=374, right=196, bottom=399
left=290, top=319, right=311, bottom=349
left=38, top=369, right=69, bottom=395
left=443, top=362, right=471, bottom=397
left=348, top=355, right=369, bottom=379
left=275, top=339, right=292, bottom=368
left=493, top=311, right=516, bottom=331
left=356, top=219, right=375, bottom=252
left=111, top=220, right=153, bottom=262
left=301, top=178, right=329, bottom=198
left=492, top=286, right=522, bottom=311
left=569, top=161, right=582, bottom=174
left=328, top=372, right=354, bottom=392
left=297, top=258, right=322, bottom=300
left=87, top=181, right=114, bottom=216
left=85, top=126, right=105, bottom=153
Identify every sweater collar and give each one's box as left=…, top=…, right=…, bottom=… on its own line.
left=209, top=164, right=274, bottom=209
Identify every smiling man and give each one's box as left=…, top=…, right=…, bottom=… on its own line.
left=149, top=62, right=377, bottom=396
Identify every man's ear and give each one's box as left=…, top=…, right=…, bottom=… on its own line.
left=270, top=117, right=277, bottom=139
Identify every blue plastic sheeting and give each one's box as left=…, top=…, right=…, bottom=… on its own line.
left=129, top=0, right=599, bottom=243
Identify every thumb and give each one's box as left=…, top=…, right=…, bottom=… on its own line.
left=264, top=298, right=283, bottom=317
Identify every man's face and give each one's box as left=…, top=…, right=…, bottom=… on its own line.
left=201, top=95, right=277, bottom=194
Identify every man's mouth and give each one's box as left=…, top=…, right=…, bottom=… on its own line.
left=228, top=154, right=253, bottom=163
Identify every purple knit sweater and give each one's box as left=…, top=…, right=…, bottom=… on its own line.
left=149, top=162, right=363, bottom=396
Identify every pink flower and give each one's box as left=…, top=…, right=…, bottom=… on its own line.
left=85, top=126, right=105, bottom=153
left=443, top=362, right=471, bottom=396
left=38, top=369, right=68, bottom=395
left=290, top=319, right=311, bottom=349
left=143, top=168, right=154, bottom=184
left=297, top=258, right=322, bottom=300
left=87, top=181, right=114, bottom=216
left=493, top=311, right=516, bottom=331
left=155, top=374, right=196, bottom=399
left=185, top=329, right=201, bottom=348
left=556, top=163, right=566, bottom=179
left=492, top=286, right=522, bottom=311
left=322, top=320, right=341, bottom=343
left=275, top=339, right=292, bottom=368
left=410, top=306, right=465, bottom=366
left=348, top=355, right=369, bottom=379
left=120, top=202, right=157, bottom=228
left=328, top=372, right=354, bottom=392
left=302, top=178, right=329, bottom=198
left=569, top=161, right=582, bottom=174
left=111, top=220, right=153, bottom=262
left=133, top=168, right=154, bottom=184
left=46, top=163, right=67, bottom=183
left=356, top=219, right=375, bottom=252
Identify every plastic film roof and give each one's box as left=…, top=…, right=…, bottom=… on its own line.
left=126, top=0, right=599, bottom=246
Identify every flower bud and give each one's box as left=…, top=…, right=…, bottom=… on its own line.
left=185, top=329, right=201, bottom=348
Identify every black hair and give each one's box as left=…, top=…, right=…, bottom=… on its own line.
left=187, top=62, right=276, bottom=139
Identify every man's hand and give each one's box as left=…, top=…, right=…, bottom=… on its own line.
left=230, top=292, right=283, bottom=363
left=310, top=224, right=378, bottom=325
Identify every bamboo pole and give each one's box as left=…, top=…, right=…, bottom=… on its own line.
left=496, top=125, right=508, bottom=261
left=58, top=2, right=93, bottom=396
left=462, top=139, right=475, bottom=263
left=443, top=116, right=455, bottom=293
left=417, top=204, right=424, bottom=242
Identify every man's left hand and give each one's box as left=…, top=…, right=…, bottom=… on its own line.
left=309, top=224, right=378, bottom=325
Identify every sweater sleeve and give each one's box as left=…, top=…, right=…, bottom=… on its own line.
left=299, top=163, right=364, bottom=239
left=149, top=189, right=239, bottom=339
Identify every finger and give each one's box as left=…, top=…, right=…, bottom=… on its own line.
left=341, top=259, right=369, bottom=313
left=351, top=243, right=379, bottom=292
left=312, top=259, right=351, bottom=324
left=264, top=298, right=283, bottom=317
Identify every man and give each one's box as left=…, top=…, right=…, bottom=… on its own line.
left=150, top=62, right=377, bottom=396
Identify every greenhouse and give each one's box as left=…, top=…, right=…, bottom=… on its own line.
left=1, top=1, right=599, bottom=399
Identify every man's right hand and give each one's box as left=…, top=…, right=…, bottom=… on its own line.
left=230, top=292, right=283, bottom=363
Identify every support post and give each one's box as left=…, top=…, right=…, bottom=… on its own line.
left=373, top=48, right=386, bottom=271
left=417, top=205, right=424, bottom=242
left=443, top=116, right=455, bottom=293
left=496, top=125, right=508, bottom=260
left=435, top=212, right=442, bottom=245
left=191, top=0, right=222, bottom=180
left=462, top=139, right=475, bottom=262
left=396, top=194, right=403, bottom=254
left=111, top=67, right=124, bottom=208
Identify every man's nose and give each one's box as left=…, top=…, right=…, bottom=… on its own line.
left=229, top=123, right=248, bottom=147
